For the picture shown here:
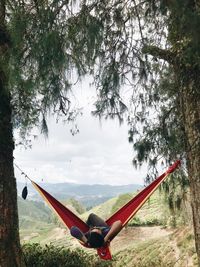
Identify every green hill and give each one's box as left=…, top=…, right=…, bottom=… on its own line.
left=18, top=194, right=92, bottom=243
left=19, top=188, right=197, bottom=266
left=18, top=179, right=198, bottom=267
left=81, top=197, right=118, bottom=221
left=129, top=191, right=168, bottom=226
left=81, top=190, right=167, bottom=226
left=18, top=197, right=52, bottom=225
left=19, top=189, right=168, bottom=247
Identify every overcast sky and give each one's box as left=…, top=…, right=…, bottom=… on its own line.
left=14, top=79, right=147, bottom=185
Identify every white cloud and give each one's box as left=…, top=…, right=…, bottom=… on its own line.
left=14, top=79, right=147, bottom=185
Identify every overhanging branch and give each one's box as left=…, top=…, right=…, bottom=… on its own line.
left=142, top=45, right=175, bottom=63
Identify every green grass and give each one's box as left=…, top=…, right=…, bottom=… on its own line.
left=81, top=190, right=168, bottom=227
left=81, top=197, right=118, bottom=221
left=128, top=192, right=168, bottom=226
left=113, top=227, right=197, bottom=267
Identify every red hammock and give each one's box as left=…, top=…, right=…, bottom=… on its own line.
left=31, top=160, right=180, bottom=260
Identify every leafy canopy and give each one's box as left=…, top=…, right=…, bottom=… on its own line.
left=5, top=0, right=198, bottom=168
left=5, top=1, right=103, bottom=138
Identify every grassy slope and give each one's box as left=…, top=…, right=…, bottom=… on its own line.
left=18, top=196, right=54, bottom=242
left=81, top=197, right=118, bottom=221
left=82, top=190, right=167, bottom=225
left=19, top=190, right=163, bottom=244
left=19, top=191, right=169, bottom=245
left=18, top=197, right=52, bottom=223
left=19, top=190, right=197, bottom=266
left=129, top=191, right=168, bottom=226
left=113, top=227, right=197, bottom=267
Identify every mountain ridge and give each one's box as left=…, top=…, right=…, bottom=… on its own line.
left=17, top=181, right=142, bottom=207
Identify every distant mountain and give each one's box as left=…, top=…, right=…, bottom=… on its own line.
left=17, top=182, right=142, bottom=208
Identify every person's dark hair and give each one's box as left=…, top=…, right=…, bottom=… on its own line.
left=88, top=232, right=104, bottom=248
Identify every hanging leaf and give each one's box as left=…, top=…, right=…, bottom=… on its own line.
left=22, top=186, right=28, bottom=199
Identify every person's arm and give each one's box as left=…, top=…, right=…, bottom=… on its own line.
left=104, top=220, right=122, bottom=243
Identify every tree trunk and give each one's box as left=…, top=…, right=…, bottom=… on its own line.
left=0, top=77, right=24, bottom=267
left=178, top=69, right=200, bottom=265
left=0, top=2, right=24, bottom=265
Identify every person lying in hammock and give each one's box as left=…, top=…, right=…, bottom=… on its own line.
left=70, top=213, right=122, bottom=248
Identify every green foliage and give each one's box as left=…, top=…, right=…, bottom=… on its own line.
left=161, top=172, right=190, bottom=225
left=18, top=197, right=53, bottom=226
left=129, top=216, right=161, bottom=227
left=128, top=68, right=185, bottom=170
left=66, top=5, right=104, bottom=73
left=22, top=243, right=113, bottom=267
left=65, top=198, right=86, bottom=214
left=5, top=1, right=104, bottom=139
left=4, top=0, right=196, bottom=164
left=111, top=193, right=133, bottom=214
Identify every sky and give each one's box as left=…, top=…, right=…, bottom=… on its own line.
left=14, top=79, right=147, bottom=186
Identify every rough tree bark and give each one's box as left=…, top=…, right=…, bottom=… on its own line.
left=178, top=68, right=200, bottom=265
left=143, top=41, right=200, bottom=264
left=0, top=74, right=24, bottom=267
left=0, top=3, right=25, bottom=266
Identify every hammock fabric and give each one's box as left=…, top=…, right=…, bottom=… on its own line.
left=31, top=160, right=180, bottom=260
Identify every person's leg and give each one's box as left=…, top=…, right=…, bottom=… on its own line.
left=70, top=226, right=87, bottom=243
left=86, top=213, right=108, bottom=227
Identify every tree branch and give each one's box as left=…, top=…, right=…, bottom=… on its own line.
left=0, top=0, right=5, bottom=25
left=133, top=0, right=145, bottom=45
left=142, top=45, right=175, bottom=63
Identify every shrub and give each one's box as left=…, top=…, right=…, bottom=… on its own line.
left=22, top=243, right=113, bottom=267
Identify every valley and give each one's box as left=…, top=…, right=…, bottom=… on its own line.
left=18, top=185, right=197, bottom=266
